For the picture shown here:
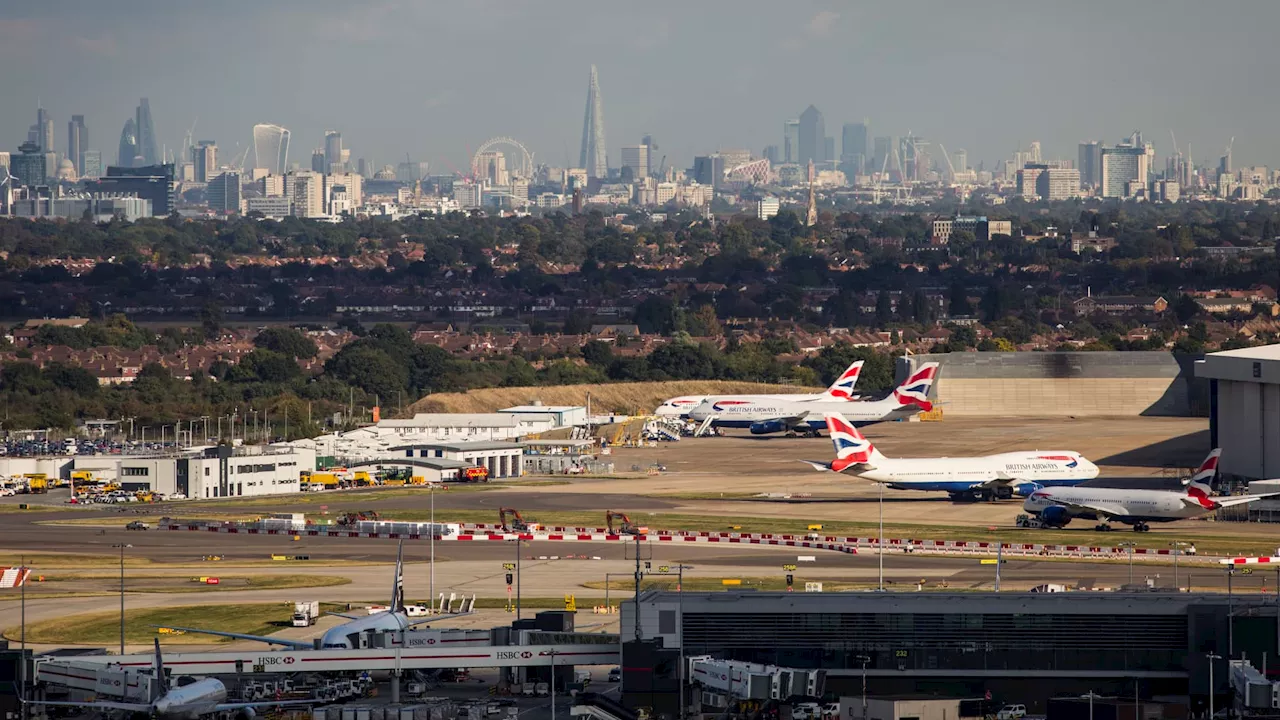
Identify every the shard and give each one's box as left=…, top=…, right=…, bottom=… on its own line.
left=579, top=65, right=607, bottom=179
left=135, top=98, right=159, bottom=166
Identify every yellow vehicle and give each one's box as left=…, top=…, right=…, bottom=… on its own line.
left=351, top=471, right=376, bottom=487
left=135, top=491, right=154, bottom=503
left=382, top=478, right=407, bottom=487
left=409, top=476, right=428, bottom=486
left=71, top=470, right=96, bottom=485
left=302, top=472, right=341, bottom=488
left=101, top=483, right=120, bottom=493
left=26, top=475, right=48, bottom=494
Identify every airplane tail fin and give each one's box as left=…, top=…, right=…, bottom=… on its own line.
left=824, top=413, right=882, bottom=471
left=824, top=360, right=865, bottom=400
left=390, top=540, right=406, bottom=614
left=153, top=637, right=169, bottom=699
left=891, top=362, right=939, bottom=412
left=1189, top=448, right=1222, bottom=485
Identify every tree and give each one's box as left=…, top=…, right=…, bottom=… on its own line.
left=325, top=346, right=409, bottom=401
left=948, top=282, right=972, bottom=317
left=685, top=305, right=722, bottom=337
left=874, top=292, right=893, bottom=327
left=563, top=310, right=594, bottom=335
left=632, top=296, right=682, bottom=335
left=581, top=340, right=614, bottom=367
left=1173, top=294, right=1202, bottom=324
left=800, top=345, right=895, bottom=394
left=253, top=327, right=318, bottom=359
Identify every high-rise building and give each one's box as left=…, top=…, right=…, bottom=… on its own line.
left=872, top=136, right=894, bottom=174
left=192, top=141, right=216, bottom=183
left=117, top=118, right=139, bottom=167
left=396, top=161, right=428, bottom=184
left=475, top=151, right=509, bottom=185
left=797, top=105, right=825, bottom=165
left=356, top=158, right=369, bottom=178
left=1100, top=140, right=1153, bottom=198
left=86, top=164, right=175, bottom=216
left=953, top=149, right=968, bottom=173
left=287, top=171, right=324, bottom=218
left=81, top=150, right=102, bottom=179
left=579, top=65, right=607, bottom=179
left=1028, top=141, right=1042, bottom=164
left=323, top=131, right=343, bottom=173
left=840, top=121, right=869, bottom=178
left=67, top=115, right=86, bottom=175
left=620, top=144, right=650, bottom=181
left=311, top=150, right=326, bottom=174
left=1078, top=142, right=1102, bottom=189
left=692, top=155, right=724, bottom=188
left=326, top=172, right=363, bottom=208
left=1017, top=164, right=1045, bottom=199
left=207, top=171, right=241, bottom=213
left=252, top=124, right=291, bottom=175
left=1036, top=167, right=1081, bottom=201
left=641, top=135, right=657, bottom=176
left=783, top=120, right=799, bottom=164
left=29, top=107, right=54, bottom=155
left=11, top=142, right=47, bottom=188
left=762, top=145, right=779, bottom=165
left=824, top=137, right=835, bottom=168
left=135, top=98, right=159, bottom=166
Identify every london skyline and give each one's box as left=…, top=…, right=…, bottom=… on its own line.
left=2, top=0, right=1278, bottom=174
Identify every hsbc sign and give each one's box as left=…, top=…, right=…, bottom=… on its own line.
left=496, top=651, right=534, bottom=660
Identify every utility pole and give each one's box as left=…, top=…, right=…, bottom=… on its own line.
left=1207, top=652, right=1221, bottom=720
left=430, top=485, right=435, bottom=603
left=634, top=534, right=643, bottom=641
left=20, top=554, right=26, bottom=720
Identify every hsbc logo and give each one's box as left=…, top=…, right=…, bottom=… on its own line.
left=497, top=651, right=533, bottom=660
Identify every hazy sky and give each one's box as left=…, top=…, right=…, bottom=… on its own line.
left=3, top=0, right=1278, bottom=174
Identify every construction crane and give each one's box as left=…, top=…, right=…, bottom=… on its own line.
left=498, top=507, right=531, bottom=532
left=656, top=155, right=667, bottom=180
left=937, top=142, right=957, bottom=184
left=872, top=151, right=889, bottom=204
left=605, top=511, right=648, bottom=536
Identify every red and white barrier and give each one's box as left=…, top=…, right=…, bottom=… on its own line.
left=1220, top=556, right=1280, bottom=565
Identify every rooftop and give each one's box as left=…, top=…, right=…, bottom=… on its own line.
left=390, top=440, right=522, bottom=452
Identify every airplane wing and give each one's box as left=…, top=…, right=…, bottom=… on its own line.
left=800, top=460, right=832, bottom=472
left=405, top=611, right=473, bottom=627
left=327, top=612, right=361, bottom=620
left=215, top=700, right=317, bottom=710
left=23, top=700, right=151, bottom=712
left=1046, top=499, right=1129, bottom=519
left=153, top=625, right=312, bottom=649
left=1196, top=492, right=1280, bottom=509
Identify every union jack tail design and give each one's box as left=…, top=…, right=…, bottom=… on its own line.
left=825, top=360, right=865, bottom=400
left=1190, top=448, right=1221, bottom=484
left=892, top=362, right=939, bottom=412
left=824, top=413, right=876, bottom=472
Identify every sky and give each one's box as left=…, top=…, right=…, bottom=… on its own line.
left=3, top=0, right=1278, bottom=175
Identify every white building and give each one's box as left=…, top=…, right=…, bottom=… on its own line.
left=73, top=444, right=315, bottom=499
left=288, top=171, right=325, bottom=217
left=756, top=197, right=781, bottom=220
left=391, top=441, right=523, bottom=479
left=246, top=196, right=292, bottom=218
left=1036, top=168, right=1081, bottom=201
left=499, top=405, right=587, bottom=428
left=620, top=145, right=650, bottom=180
left=1101, top=143, right=1153, bottom=198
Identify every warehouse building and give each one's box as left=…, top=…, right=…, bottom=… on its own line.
left=1196, top=344, right=1280, bottom=481
left=71, top=444, right=314, bottom=498
left=391, top=441, right=523, bottom=479
left=621, top=590, right=1268, bottom=716
left=906, top=352, right=1205, bottom=417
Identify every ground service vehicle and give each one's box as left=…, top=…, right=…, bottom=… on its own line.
left=126, top=521, right=150, bottom=530
left=605, top=511, right=648, bottom=535
left=25, top=474, right=48, bottom=494
left=292, top=601, right=320, bottom=626
left=498, top=507, right=531, bottom=532
left=997, top=705, right=1027, bottom=720
left=463, top=466, right=489, bottom=482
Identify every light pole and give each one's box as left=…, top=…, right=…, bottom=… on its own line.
left=1226, top=567, right=1235, bottom=657
left=111, top=544, right=129, bottom=655
left=856, top=655, right=871, bottom=720
left=429, top=484, right=435, bottom=603
left=549, top=649, right=558, bottom=720
left=1206, top=652, right=1222, bottom=720
left=1171, top=541, right=1191, bottom=591
left=878, top=481, right=884, bottom=591
left=1119, top=542, right=1136, bottom=586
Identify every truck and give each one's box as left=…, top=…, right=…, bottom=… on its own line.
left=25, top=475, right=48, bottom=494
left=292, top=600, right=320, bottom=627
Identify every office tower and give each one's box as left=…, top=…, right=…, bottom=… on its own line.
left=718, top=149, right=752, bottom=173
left=953, top=149, right=968, bottom=173
left=67, top=115, right=86, bottom=175
left=326, top=172, right=362, bottom=208
left=85, top=164, right=174, bottom=216
left=1077, top=142, right=1102, bottom=188
left=1100, top=144, right=1153, bottom=198
left=1017, top=164, right=1045, bottom=199
left=192, top=141, right=216, bottom=183
left=1035, top=167, right=1081, bottom=201
left=824, top=137, right=835, bottom=167
left=323, top=131, right=343, bottom=172
left=252, top=124, right=291, bottom=175
left=578, top=65, right=608, bottom=179
left=357, top=158, right=369, bottom=178
left=872, top=136, right=894, bottom=174
left=798, top=105, right=825, bottom=165
left=207, top=171, right=241, bottom=213
left=81, top=150, right=102, bottom=179
left=117, top=118, right=138, bottom=167
left=11, top=142, right=47, bottom=188
left=783, top=120, right=799, bottom=164
left=311, top=149, right=326, bottom=173
left=641, top=135, right=657, bottom=175
left=840, top=121, right=869, bottom=177
left=762, top=145, right=779, bottom=165
left=476, top=151, right=509, bottom=185
left=1028, top=141, right=1042, bottom=164
left=692, top=155, right=724, bottom=188
left=134, top=98, right=159, bottom=166
left=620, top=144, right=649, bottom=181
left=29, top=107, right=54, bottom=154
left=396, top=160, right=428, bottom=184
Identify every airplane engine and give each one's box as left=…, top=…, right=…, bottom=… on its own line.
left=1014, top=482, right=1043, bottom=497
left=749, top=420, right=787, bottom=435
left=1040, top=505, right=1072, bottom=528
left=238, top=707, right=257, bottom=720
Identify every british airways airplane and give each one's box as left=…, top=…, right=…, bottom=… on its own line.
left=804, top=412, right=1099, bottom=501
left=655, top=360, right=866, bottom=417
left=686, top=362, right=939, bottom=435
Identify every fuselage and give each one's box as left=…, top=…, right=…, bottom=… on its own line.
left=656, top=393, right=836, bottom=417
left=1024, top=487, right=1205, bottom=523
left=851, top=452, right=1099, bottom=492
left=152, top=678, right=229, bottom=719
left=319, top=611, right=413, bottom=648
left=687, top=397, right=915, bottom=429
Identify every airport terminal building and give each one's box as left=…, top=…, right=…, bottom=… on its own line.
left=621, top=590, right=1277, bottom=715
left=1197, top=344, right=1280, bottom=481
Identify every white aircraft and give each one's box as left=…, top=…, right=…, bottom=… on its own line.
left=654, top=360, right=866, bottom=417
left=1023, top=449, right=1277, bottom=531
left=804, top=413, right=1100, bottom=500
left=25, top=639, right=311, bottom=718
left=686, top=362, right=939, bottom=435
left=164, top=542, right=467, bottom=649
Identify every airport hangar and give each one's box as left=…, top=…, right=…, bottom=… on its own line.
left=1197, top=343, right=1280, bottom=483
left=619, top=590, right=1278, bottom=716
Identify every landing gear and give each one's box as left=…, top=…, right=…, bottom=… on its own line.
left=805, top=429, right=823, bottom=438
left=1132, top=523, right=1150, bottom=532
left=785, top=430, right=798, bottom=438
left=1094, top=523, right=1113, bottom=532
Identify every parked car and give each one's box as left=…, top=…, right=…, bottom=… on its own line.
left=125, top=521, right=150, bottom=531
left=607, top=667, right=621, bottom=682
left=997, top=705, right=1027, bottom=720
left=167, top=493, right=187, bottom=501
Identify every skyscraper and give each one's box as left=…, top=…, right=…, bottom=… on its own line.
left=1078, top=142, right=1102, bottom=189
left=641, top=135, right=657, bottom=176
left=29, top=107, right=54, bottom=155
left=953, top=149, right=968, bottom=173
left=840, top=120, right=869, bottom=177
left=252, top=124, right=291, bottom=175
left=1100, top=143, right=1153, bottom=198
left=783, top=120, right=799, bottom=164
left=311, top=150, right=326, bottom=173
left=135, top=98, right=159, bottom=166
left=620, top=144, right=649, bottom=181
left=798, top=105, right=825, bottom=166
left=12, top=142, right=47, bottom=188
left=579, top=65, right=607, bottom=179
left=872, top=136, right=894, bottom=174
left=67, top=115, right=86, bottom=175
left=208, top=171, right=241, bottom=213
left=192, top=141, right=216, bottom=183
left=81, top=150, right=102, bottom=179
left=324, top=131, right=343, bottom=172
left=117, top=118, right=139, bottom=167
